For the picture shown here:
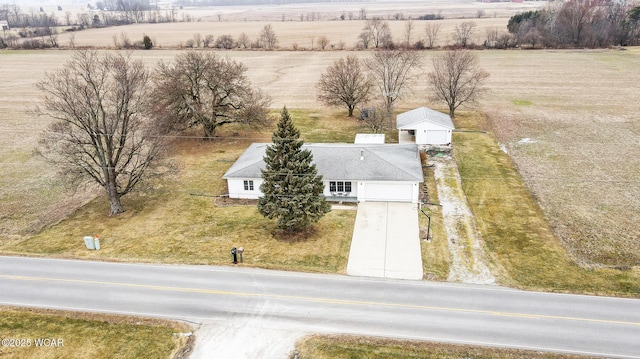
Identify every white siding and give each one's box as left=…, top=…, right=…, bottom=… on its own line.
left=227, top=179, right=420, bottom=203
left=227, top=178, right=263, bottom=199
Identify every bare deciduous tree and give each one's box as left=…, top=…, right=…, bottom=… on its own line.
left=484, top=27, right=510, bottom=48
left=215, top=34, right=235, bottom=49
left=361, top=103, right=390, bottom=133
left=365, top=49, right=421, bottom=114
left=259, top=23, right=278, bottom=49
left=68, top=32, right=76, bottom=48
left=36, top=50, right=169, bottom=216
left=237, top=32, right=250, bottom=48
left=555, top=0, right=597, bottom=46
left=403, top=19, right=415, bottom=47
left=120, top=31, right=131, bottom=48
left=453, top=21, right=476, bottom=47
left=358, top=31, right=371, bottom=49
left=203, top=34, right=214, bottom=47
left=316, top=55, right=373, bottom=117
left=425, top=23, right=441, bottom=48
left=317, top=35, right=330, bottom=50
left=362, top=17, right=393, bottom=48
left=153, top=51, right=271, bottom=139
left=359, top=7, right=367, bottom=20
left=427, top=50, right=489, bottom=118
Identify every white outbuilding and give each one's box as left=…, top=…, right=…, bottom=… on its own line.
left=397, top=107, right=454, bottom=146
left=354, top=133, right=385, bottom=144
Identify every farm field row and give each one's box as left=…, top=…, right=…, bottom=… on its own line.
left=55, top=18, right=509, bottom=49
left=28, top=0, right=543, bottom=24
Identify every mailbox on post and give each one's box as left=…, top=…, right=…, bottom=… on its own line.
left=231, top=247, right=238, bottom=264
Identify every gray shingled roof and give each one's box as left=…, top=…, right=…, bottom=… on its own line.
left=223, top=143, right=423, bottom=182
left=396, top=107, right=454, bottom=130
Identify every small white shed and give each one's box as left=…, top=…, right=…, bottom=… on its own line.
left=397, top=107, right=454, bottom=146
left=354, top=134, right=385, bottom=144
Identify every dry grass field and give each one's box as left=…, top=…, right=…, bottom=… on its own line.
left=294, top=334, right=596, bottom=359
left=0, top=307, right=191, bottom=359
left=478, top=49, right=640, bottom=268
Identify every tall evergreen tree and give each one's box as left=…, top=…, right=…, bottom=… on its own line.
left=258, top=107, right=331, bottom=232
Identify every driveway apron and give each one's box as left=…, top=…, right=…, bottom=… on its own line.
left=347, top=202, right=423, bottom=280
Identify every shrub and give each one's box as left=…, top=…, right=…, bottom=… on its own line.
left=417, top=13, right=444, bottom=20
left=215, top=34, right=235, bottom=49
left=143, top=35, right=153, bottom=49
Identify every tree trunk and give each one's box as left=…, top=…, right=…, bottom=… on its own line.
left=109, top=194, right=126, bottom=216
left=106, top=175, right=125, bottom=216
left=348, top=106, right=354, bottom=117
left=202, top=121, right=216, bottom=140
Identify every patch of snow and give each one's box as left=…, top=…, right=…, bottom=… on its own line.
left=190, top=319, right=302, bottom=359
left=499, top=143, right=508, bottom=154
left=432, top=156, right=496, bottom=285
left=517, top=137, right=537, bottom=144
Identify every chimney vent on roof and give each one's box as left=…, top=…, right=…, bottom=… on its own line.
left=360, top=149, right=364, bottom=161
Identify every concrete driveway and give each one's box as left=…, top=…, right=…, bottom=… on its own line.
left=346, top=202, right=423, bottom=280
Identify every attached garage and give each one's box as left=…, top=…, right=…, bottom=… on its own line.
left=360, top=182, right=418, bottom=203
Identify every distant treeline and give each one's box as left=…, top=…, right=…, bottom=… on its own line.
left=508, top=0, right=640, bottom=48
left=177, top=0, right=367, bottom=5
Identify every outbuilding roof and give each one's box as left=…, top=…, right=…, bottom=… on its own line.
left=396, top=107, right=454, bottom=130
left=354, top=133, right=385, bottom=144
left=223, top=143, right=424, bottom=182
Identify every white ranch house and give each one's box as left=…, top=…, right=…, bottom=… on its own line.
left=397, top=107, right=454, bottom=146
left=223, top=143, right=424, bottom=203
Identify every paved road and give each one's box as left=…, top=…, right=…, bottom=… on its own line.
left=1, top=256, right=640, bottom=358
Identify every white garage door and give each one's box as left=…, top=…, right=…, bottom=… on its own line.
left=427, top=130, right=449, bottom=144
left=363, top=183, right=414, bottom=202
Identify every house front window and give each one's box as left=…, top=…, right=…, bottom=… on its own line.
left=329, top=181, right=352, bottom=193
left=243, top=180, right=254, bottom=191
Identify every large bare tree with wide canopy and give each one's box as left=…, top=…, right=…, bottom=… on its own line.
left=37, top=50, right=170, bottom=216
left=152, top=51, right=271, bottom=139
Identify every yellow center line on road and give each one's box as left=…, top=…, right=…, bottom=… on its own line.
left=3, top=274, right=639, bottom=327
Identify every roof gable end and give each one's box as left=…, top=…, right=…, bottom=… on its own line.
left=397, top=107, right=454, bottom=130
